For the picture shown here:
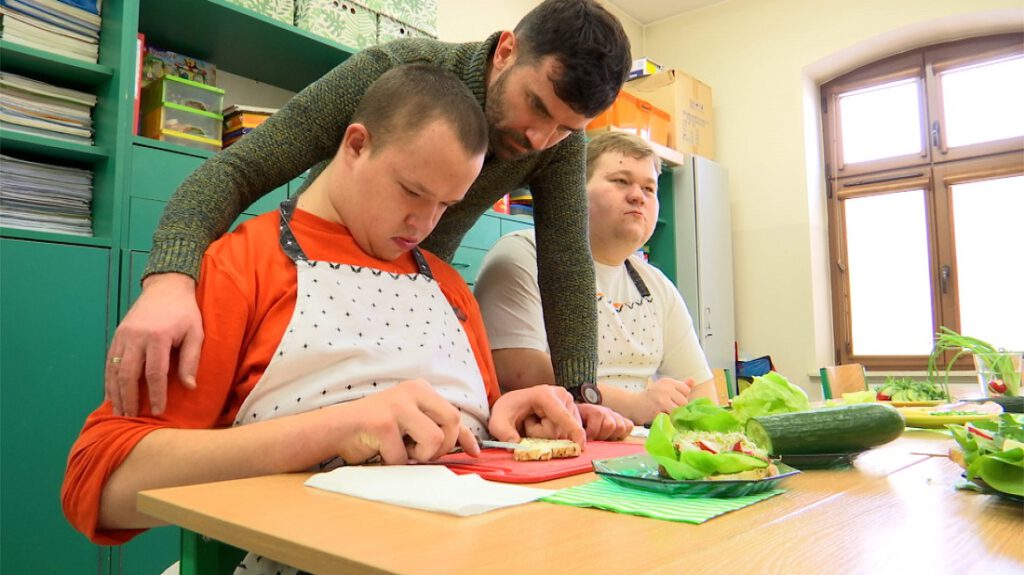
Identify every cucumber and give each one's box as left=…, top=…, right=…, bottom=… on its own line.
left=745, top=403, right=905, bottom=455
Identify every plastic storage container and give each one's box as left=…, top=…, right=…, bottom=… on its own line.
left=147, top=129, right=223, bottom=153
left=142, top=75, right=224, bottom=115
left=143, top=103, right=224, bottom=143
left=587, top=91, right=670, bottom=147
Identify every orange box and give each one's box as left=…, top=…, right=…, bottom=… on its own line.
left=588, top=91, right=670, bottom=147
left=622, top=69, right=714, bottom=158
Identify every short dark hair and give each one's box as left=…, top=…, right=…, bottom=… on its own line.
left=514, top=0, right=631, bottom=118
left=352, top=64, right=488, bottom=156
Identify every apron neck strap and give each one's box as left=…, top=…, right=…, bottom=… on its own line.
left=278, top=196, right=434, bottom=279
left=624, top=259, right=652, bottom=299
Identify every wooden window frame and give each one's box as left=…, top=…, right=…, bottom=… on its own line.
left=822, top=33, right=1024, bottom=370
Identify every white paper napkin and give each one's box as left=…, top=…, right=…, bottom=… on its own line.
left=304, top=465, right=556, bottom=516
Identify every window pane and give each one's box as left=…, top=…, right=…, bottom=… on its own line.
left=941, top=56, right=1024, bottom=148
left=839, top=79, right=922, bottom=165
left=845, top=190, right=934, bottom=355
left=952, top=175, right=1024, bottom=350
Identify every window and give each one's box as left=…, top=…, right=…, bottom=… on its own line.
left=822, top=33, right=1024, bottom=370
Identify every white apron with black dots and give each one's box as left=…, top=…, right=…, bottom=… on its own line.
left=233, top=199, right=489, bottom=575
left=595, top=259, right=664, bottom=392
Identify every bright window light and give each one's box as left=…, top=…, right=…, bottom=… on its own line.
left=941, top=56, right=1024, bottom=148
left=839, top=79, right=922, bottom=165
left=845, top=190, right=935, bottom=355
left=952, top=175, right=1024, bottom=349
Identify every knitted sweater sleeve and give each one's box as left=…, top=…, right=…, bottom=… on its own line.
left=529, top=132, right=598, bottom=388
left=144, top=47, right=396, bottom=279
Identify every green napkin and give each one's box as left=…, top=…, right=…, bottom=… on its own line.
left=541, top=478, right=784, bottom=524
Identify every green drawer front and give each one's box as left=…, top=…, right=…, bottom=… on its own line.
left=128, top=251, right=149, bottom=305
left=460, top=213, right=501, bottom=250
left=129, top=144, right=205, bottom=201
left=129, top=197, right=167, bottom=251
left=244, top=186, right=289, bottom=215
left=452, top=246, right=487, bottom=285
left=499, top=216, right=533, bottom=236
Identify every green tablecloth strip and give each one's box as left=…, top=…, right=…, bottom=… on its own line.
left=541, top=478, right=785, bottom=524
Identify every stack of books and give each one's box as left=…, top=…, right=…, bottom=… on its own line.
left=222, top=104, right=276, bottom=148
left=509, top=189, right=533, bottom=217
left=0, top=71, right=96, bottom=144
left=0, top=153, right=93, bottom=236
left=0, top=0, right=102, bottom=64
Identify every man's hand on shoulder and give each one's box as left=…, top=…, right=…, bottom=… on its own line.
left=105, top=272, right=202, bottom=417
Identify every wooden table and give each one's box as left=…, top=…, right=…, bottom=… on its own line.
left=138, top=430, right=1023, bottom=575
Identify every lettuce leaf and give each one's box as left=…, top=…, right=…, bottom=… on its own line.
left=842, top=390, right=877, bottom=404
left=644, top=412, right=767, bottom=480
left=730, top=372, right=810, bottom=424
left=950, top=414, right=1024, bottom=497
left=669, top=398, right=740, bottom=432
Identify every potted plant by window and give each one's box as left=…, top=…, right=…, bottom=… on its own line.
left=928, top=327, right=1021, bottom=398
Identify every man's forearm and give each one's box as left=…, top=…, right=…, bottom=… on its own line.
left=99, top=408, right=346, bottom=529
left=492, top=348, right=557, bottom=393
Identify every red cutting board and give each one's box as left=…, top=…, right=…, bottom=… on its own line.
left=436, top=440, right=646, bottom=483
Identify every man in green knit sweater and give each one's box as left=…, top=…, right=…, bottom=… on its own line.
left=106, top=0, right=632, bottom=429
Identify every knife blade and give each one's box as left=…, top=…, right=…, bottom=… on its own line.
left=479, top=439, right=524, bottom=451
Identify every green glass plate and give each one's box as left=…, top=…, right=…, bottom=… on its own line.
left=592, top=453, right=800, bottom=498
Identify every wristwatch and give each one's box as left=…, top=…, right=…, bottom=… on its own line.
left=571, top=382, right=602, bottom=405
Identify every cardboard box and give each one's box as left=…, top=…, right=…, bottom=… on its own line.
left=623, top=69, right=714, bottom=158
left=376, top=13, right=430, bottom=44
left=629, top=57, right=661, bottom=80
left=143, top=45, right=217, bottom=87
left=295, top=0, right=378, bottom=50
left=364, top=0, right=437, bottom=36
left=223, top=0, right=294, bottom=25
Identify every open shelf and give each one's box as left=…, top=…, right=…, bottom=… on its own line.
left=139, top=0, right=357, bottom=93
left=0, top=226, right=112, bottom=247
left=0, top=40, right=114, bottom=90
left=0, top=129, right=109, bottom=164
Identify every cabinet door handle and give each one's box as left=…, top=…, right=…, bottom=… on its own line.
left=704, top=307, right=713, bottom=338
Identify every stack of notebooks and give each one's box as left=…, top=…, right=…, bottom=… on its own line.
left=222, top=104, right=276, bottom=148
left=0, top=153, right=93, bottom=236
left=0, top=71, right=96, bottom=144
left=220, top=102, right=274, bottom=147
left=509, top=190, right=533, bottom=217
left=0, top=0, right=102, bottom=64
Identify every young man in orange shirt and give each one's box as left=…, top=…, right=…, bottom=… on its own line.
left=63, top=66, right=620, bottom=568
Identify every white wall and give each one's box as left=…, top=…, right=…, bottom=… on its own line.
left=437, top=0, right=644, bottom=57
left=640, top=0, right=1023, bottom=393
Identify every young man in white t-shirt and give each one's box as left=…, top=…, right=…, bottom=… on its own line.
left=475, top=131, right=716, bottom=426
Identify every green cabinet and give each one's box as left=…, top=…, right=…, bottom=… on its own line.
left=0, top=240, right=111, bottom=574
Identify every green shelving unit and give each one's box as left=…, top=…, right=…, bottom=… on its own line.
left=1, top=2, right=682, bottom=572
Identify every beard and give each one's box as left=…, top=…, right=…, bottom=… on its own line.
left=485, top=69, right=535, bottom=159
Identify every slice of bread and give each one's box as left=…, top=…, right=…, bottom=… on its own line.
left=513, top=438, right=582, bottom=461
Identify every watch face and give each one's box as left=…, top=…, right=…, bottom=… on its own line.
left=580, top=383, right=602, bottom=405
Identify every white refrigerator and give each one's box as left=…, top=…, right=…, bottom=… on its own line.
left=671, top=156, right=736, bottom=371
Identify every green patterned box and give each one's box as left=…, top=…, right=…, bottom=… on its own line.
left=376, top=13, right=430, bottom=44
left=223, top=0, right=294, bottom=25
left=365, top=0, right=436, bottom=37
left=295, top=0, right=378, bottom=50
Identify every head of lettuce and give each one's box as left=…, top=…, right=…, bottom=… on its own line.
left=645, top=398, right=779, bottom=480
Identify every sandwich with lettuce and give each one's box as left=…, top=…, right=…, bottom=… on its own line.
left=645, top=398, right=778, bottom=481
left=644, top=372, right=810, bottom=481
